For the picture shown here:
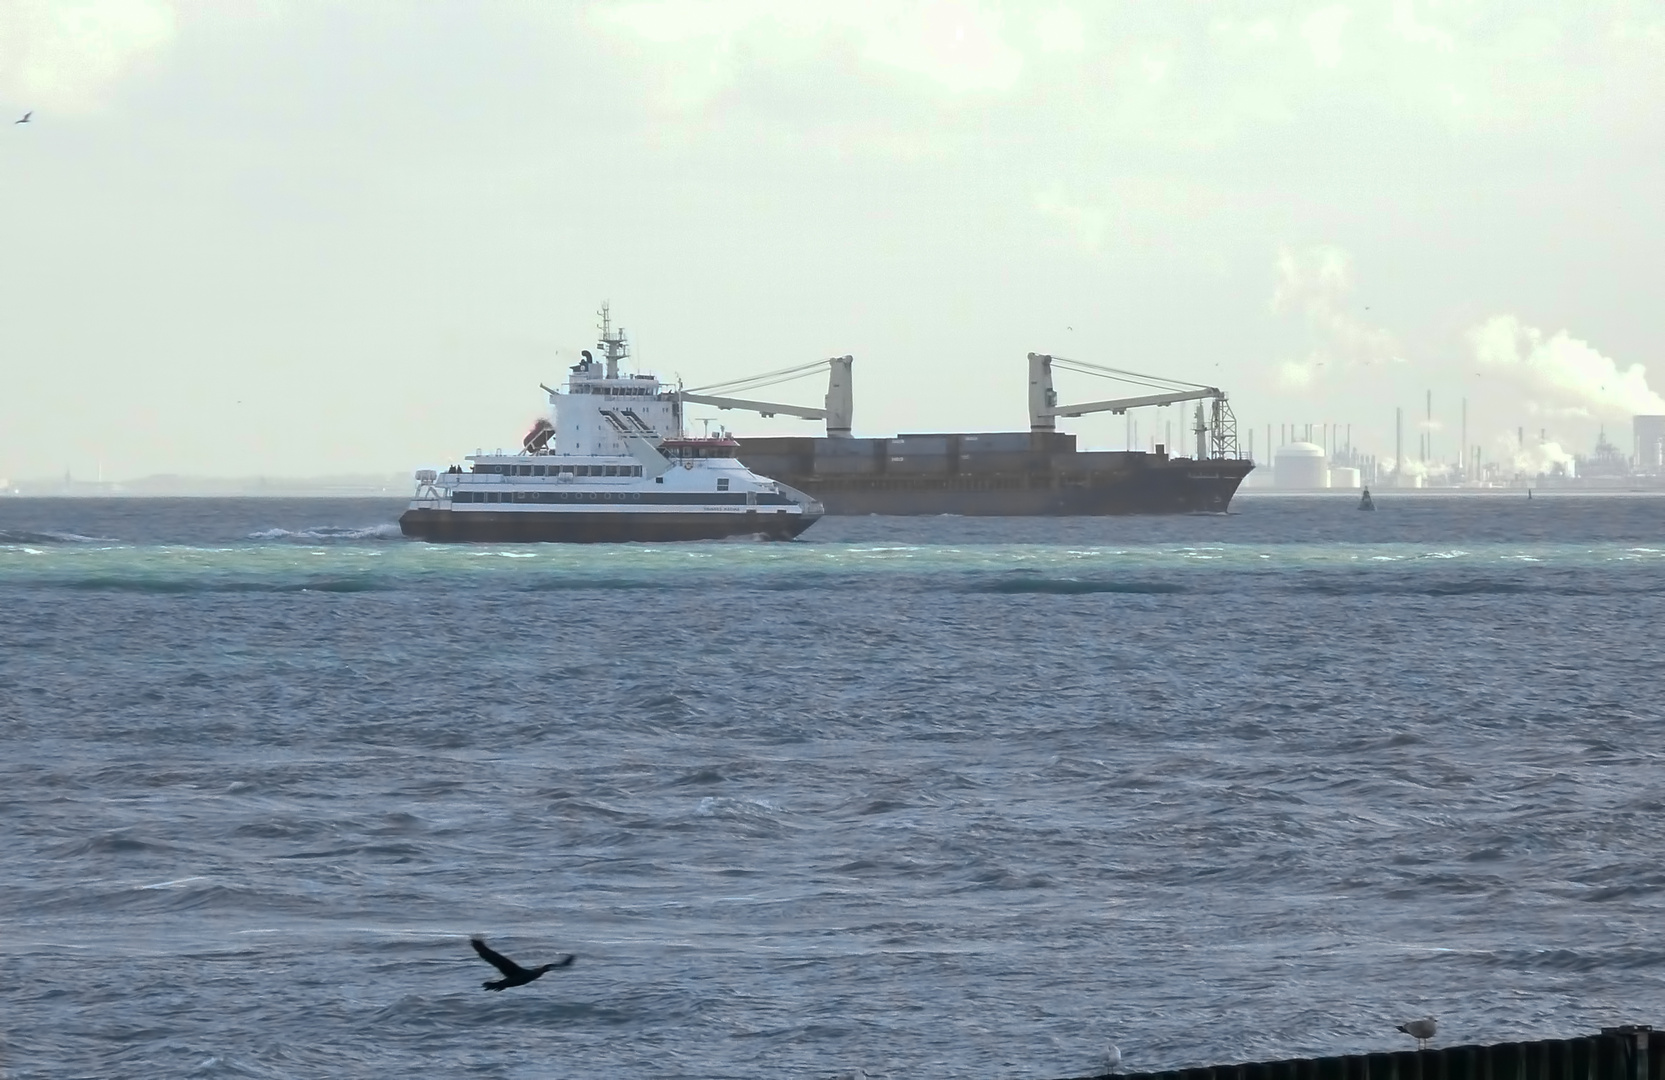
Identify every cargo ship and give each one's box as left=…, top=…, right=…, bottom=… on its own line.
left=680, top=351, right=1254, bottom=515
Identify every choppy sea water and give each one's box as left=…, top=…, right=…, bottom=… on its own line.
left=3, top=494, right=1664, bottom=1080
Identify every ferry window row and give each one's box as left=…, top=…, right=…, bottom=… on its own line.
left=473, top=464, right=644, bottom=477
left=455, top=490, right=647, bottom=503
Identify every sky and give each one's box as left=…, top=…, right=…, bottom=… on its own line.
left=3, top=0, right=1663, bottom=482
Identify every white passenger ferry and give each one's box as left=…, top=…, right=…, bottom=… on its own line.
left=399, top=306, right=823, bottom=543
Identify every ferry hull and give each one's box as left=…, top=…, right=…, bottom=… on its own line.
left=399, top=508, right=818, bottom=543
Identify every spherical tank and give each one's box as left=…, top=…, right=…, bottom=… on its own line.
left=1274, top=442, right=1329, bottom=489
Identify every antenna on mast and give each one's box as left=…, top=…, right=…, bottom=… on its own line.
left=597, top=301, right=629, bottom=379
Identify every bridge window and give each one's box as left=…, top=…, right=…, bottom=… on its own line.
left=717, top=478, right=730, bottom=491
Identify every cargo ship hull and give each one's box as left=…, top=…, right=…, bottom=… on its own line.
left=735, top=432, right=1253, bottom=516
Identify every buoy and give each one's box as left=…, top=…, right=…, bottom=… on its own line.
left=1359, top=487, right=1374, bottom=511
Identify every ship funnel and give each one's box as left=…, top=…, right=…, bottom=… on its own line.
left=825, top=355, right=854, bottom=438
left=1028, top=353, right=1057, bottom=433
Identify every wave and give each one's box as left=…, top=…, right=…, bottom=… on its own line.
left=0, top=528, right=121, bottom=545
left=970, top=577, right=1188, bottom=595
left=56, top=575, right=391, bottom=594
left=1289, top=579, right=1664, bottom=597
left=246, top=523, right=403, bottom=542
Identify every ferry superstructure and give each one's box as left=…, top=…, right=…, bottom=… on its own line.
left=399, top=306, right=823, bottom=543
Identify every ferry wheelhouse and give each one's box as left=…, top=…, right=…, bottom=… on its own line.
left=399, top=306, right=823, bottom=543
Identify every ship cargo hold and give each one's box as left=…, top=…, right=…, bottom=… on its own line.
left=679, top=351, right=1254, bottom=516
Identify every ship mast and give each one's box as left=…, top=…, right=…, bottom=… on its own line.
left=597, top=301, right=629, bottom=379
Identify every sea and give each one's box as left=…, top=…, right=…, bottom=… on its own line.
left=3, top=493, right=1664, bottom=1080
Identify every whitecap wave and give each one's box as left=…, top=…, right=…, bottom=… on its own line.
left=247, top=523, right=403, bottom=542
left=0, top=529, right=121, bottom=545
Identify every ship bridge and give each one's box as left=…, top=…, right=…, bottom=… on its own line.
left=541, top=303, right=684, bottom=458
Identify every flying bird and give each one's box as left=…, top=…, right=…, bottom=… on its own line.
left=469, top=936, right=574, bottom=991
left=15, top=111, right=32, bottom=124
left=1397, top=1017, right=1437, bottom=1048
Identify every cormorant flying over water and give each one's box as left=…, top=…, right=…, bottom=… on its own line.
left=470, top=936, right=575, bottom=991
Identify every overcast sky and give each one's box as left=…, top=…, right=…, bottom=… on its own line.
left=3, top=1, right=1662, bottom=481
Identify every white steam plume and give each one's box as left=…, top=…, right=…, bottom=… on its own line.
left=1271, top=245, right=1402, bottom=386
left=1469, top=315, right=1665, bottom=419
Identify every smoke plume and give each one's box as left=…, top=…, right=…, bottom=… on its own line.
left=1469, top=315, right=1665, bottom=419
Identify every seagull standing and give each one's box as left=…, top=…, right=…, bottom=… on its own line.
left=1397, top=1017, right=1437, bottom=1049
left=15, top=111, right=32, bottom=124
left=469, top=936, right=575, bottom=991
left=1104, top=1043, right=1123, bottom=1073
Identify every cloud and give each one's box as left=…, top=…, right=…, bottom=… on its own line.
left=1033, top=186, right=1107, bottom=252
left=1390, top=0, right=1455, bottom=52
left=592, top=0, right=1023, bottom=110
left=1034, top=6, right=1084, bottom=55
left=1299, top=4, right=1349, bottom=69
left=0, top=0, right=176, bottom=112
left=1271, top=245, right=1402, bottom=387
left=1468, top=314, right=1665, bottom=418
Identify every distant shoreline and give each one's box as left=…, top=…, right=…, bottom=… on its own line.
left=0, top=475, right=409, bottom=499
left=1236, top=486, right=1665, bottom=498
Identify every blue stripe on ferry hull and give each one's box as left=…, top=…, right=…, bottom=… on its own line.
left=398, top=508, right=817, bottom=543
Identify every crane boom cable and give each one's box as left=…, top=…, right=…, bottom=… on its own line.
left=684, top=359, right=832, bottom=396
left=1048, top=355, right=1213, bottom=394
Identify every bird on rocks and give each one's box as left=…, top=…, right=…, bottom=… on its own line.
left=469, top=936, right=574, bottom=991
left=1397, top=1017, right=1437, bottom=1049
left=1104, top=1043, right=1123, bottom=1074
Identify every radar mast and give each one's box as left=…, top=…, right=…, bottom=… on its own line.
left=597, top=301, right=629, bottom=379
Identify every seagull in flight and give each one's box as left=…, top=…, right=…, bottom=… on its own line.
left=15, top=111, right=32, bottom=124
left=469, top=936, right=574, bottom=991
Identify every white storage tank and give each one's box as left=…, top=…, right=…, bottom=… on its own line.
left=1274, top=442, right=1329, bottom=488
left=1329, top=466, right=1361, bottom=489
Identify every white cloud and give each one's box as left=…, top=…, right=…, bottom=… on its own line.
left=1271, top=245, right=1402, bottom=387
left=863, top=2, right=1023, bottom=93
left=1034, top=186, right=1107, bottom=252
left=1034, top=6, right=1084, bottom=55
left=1469, top=314, right=1665, bottom=418
left=1390, top=0, right=1455, bottom=52
left=1300, top=4, right=1349, bottom=68
left=0, top=0, right=176, bottom=112
left=592, top=0, right=1023, bottom=110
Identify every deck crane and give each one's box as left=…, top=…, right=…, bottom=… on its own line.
left=677, top=355, right=854, bottom=438
left=1027, top=352, right=1242, bottom=461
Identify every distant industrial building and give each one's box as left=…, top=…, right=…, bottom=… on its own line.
left=1273, top=442, right=1328, bottom=488
left=1637, top=416, right=1665, bottom=473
